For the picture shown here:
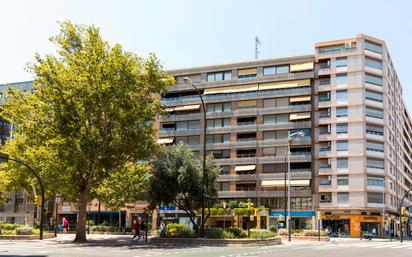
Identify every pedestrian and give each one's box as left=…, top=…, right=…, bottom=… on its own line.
left=62, top=217, right=69, bottom=234
left=132, top=219, right=141, bottom=240
left=159, top=220, right=166, bottom=238
left=140, top=221, right=146, bottom=240
left=337, top=227, right=342, bottom=240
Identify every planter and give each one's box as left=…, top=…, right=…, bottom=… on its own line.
left=151, top=237, right=282, bottom=246
left=0, top=233, right=55, bottom=240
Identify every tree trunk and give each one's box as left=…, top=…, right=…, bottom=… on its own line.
left=74, top=188, right=89, bottom=242
left=118, top=210, right=121, bottom=230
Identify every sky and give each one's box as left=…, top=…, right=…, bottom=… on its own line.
left=0, top=0, right=411, bottom=106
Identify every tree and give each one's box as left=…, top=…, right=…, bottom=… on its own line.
left=0, top=21, right=172, bottom=242
left=94, top=162, right=149, bottom=227
left=147, top=143, right=220, bottom=232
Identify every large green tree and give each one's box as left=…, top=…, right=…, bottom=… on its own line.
left=147, top=143, right=220, bottom=232
left=0, top=21, right=172, bottom=242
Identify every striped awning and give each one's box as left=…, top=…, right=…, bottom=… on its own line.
left=290, top=112, right=311, bottom=120
left=290, top=62, right=314, bottom=72
left=259, top=79, right=310, bottom=91
left=174, top=105, right=200, bottom=111
left=290, top=96, right=311, bottom=103
left=204, top=84, right=258, bottom=95
left=157, top=137, right=174, bottom=144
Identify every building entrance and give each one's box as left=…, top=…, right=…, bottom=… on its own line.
left=322, top=219, right=350, bottom=237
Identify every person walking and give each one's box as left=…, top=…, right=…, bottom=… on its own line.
left=159, top=220, right=166, bottom=238
left=140, top=221, right=146, bottom=240
left=132, top=219, right=141, bottom=240
left=337, top=227, right=342, bottom=240
left=62, top=217, right=69, bottom=234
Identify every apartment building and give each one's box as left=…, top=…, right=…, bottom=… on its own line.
left=159, top=34, right=412, bottom=238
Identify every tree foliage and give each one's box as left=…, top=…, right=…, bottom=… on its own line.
left=0, top=20, right=173, bottom=242
left=147, top=143, right=220, bottom=231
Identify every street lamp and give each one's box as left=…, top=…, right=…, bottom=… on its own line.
left=54, top=194, right=61, bottom=237
left=0, top=152, right=45, bottom=240
left=183, top=77, right=207, bottom=238
left=87, top=202, right=92, bottom=235
left=286, top=131, right=305, bottom=242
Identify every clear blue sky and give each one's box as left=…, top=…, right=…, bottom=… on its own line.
left=1, top=0, right=411, bottom=106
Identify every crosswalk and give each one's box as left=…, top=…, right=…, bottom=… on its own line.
left=293, top=241, right=412, bottom=250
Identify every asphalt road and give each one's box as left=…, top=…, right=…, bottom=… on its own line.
left=0, top=235, right=412, bottom=257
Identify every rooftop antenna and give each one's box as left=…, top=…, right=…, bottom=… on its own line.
left=255, top=36, right=261, bottom=59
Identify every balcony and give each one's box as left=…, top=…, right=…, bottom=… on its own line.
left=218, top=189, right=312, bottom=198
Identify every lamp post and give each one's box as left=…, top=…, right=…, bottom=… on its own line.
left=287, top=131, right=305, bottom=242
left=222, top=201, right=226, bottom=231
left=54, top=194, right=61, bottom=237
left=183, top=77, right=207, bottom=238
left=87, top=202, right=92, bottom=235
left=247, top=198, right=251, bottom=238
left=0, top=152, right=45, bottom=240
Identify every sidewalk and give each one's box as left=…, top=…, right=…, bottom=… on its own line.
left=44, top=234, right=154, bottom=246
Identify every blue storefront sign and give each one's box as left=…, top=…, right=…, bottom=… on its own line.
left=271, top=211, right=314, bottom=217
left=159, top=206, right=176, bottom=211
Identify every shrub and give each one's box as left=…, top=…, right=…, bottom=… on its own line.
left=291, top=229, right=303, bottom=234
left=15, top=226, right=33, bottom=235
left=269, top=225, right=277, bottom=233
left=0, top=229, right=16, bottom=235
left=0, top=223, right=21, bottom=231
left=205, top=228, right=224, bottom=239
left=226, top=227, right=243, bottom=238
left=165, top=223, right=195, bottom=238
left=239, top=231, right=248, bottom=238
left=223, top=231, right=236, bottom=239
left=303, top=230, right=328, bottom=237
left=278, top=228, right=288, bottom=236
left=250, top=229, right=275, bottom=239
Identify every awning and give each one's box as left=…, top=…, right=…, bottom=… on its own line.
left=157, top=137, right=174, bottom=144
left=235, top=165, right=256, bottom=172
left=164, top=107, right=175, bottom=112
left=290, top=62, right=314, bottom=72
left=204, top=84, right=258, bottom=95
left=261, top=180, right=310, bottom=187
left=259, top=79, right=310, bottom=91
left=238, top=68, right=257, bottom=76
left=174, top=105, right=200, bottom=111
left=290, top=96, right=311, bottom=103
left=289, top=112, right=311, bottom=120
left=237, top=100, right=257, bottom=108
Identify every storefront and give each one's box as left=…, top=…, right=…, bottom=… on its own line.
left=322, top=214, right=383, bottom=238
left=271, top=211, right=314, bottom=230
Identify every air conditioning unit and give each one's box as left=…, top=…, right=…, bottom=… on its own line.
left=327, top=175, right=332, bottom=180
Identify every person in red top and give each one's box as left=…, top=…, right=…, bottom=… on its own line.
left=132, top=219, right=141, bottom=240
left=62, top=217, right=69, bottom=234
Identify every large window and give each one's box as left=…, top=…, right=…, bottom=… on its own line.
left=337, top=175, right=349, bottom=186
left=319, top=44, right=344, bottom=53
left=337, top=192, right=349, bottom=204
left=336, top=123, right=348, bottom=134
left=335, top=57, right=347, bottom=68
left=263, top=97, right=289, bottom=108
left=263, top=65, right=290, bottom=75
left=262, top=163, right=287, bottom=173
left=366, top=124, right=384, bottom=136
left=291, top=197, right=312, bottom=209
left=365, top=41, right=382, bottom=54
left=207, top=71, right=232, bottom=81
left=207, top=118, right=231, bottom=128
left=176, top=136, right=200, bottom=145
left=366, top=90, right=383, bottom=102
left=206, top=150, right=230, bottom=159
left=236, top=183, right=256, bottom=191
left=217, top=182, right=229, bottom=191
left=365, top=73, right=383, bottom=86
left=367, top=158, right=384, bottom=169
left=366, top=141, right=384, bottom=153
left=262, top=146, right=287, bottom=157
left=365, top=57, right=382, bottom=70
left=337, top=158, right=348, bottom=169
left=263, top=130, right=288, bottom=140
left=366, top=106, right=383, bottom=119
left=319, top=91, right=331, bottom=102
left=176, top=120, right=200, bottom=130
left=336, top=107, right=348, bottom=117
left=367, top=192, right=384, bottom=204
left=336, top=90, right=347, bottom=102
left=367, top=176, right=384, bottom=187
left=263, top=114, right=289, bottom=124
left=207, top=102, right=231, bottom=112
left=206, top=134, right=230, bottom=144
left=336, top=74, right=347, bottom=86
left=337, top=140, right=348, bottom=151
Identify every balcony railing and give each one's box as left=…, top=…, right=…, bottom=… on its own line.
left=319, top=147, right=331, bottom=152
left=237, top=153, right=256, bottom=158
left=237, top=121, right=257, bottom=126
left=366, top=130, right=384, bottom=136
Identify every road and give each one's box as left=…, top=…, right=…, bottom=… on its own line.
left=0, top=235, right=412, bottom=257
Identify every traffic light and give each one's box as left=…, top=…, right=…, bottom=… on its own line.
left=386, top=217, right=392, bottom=224
left=401, top=207, right=406, bottom=216
left=35, top=196, right=42, bottom=207
left=247, top=201, right=254, bottom=210
left=317, top=211, right=324, bottom=220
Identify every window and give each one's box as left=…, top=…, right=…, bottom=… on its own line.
left=367, top=192, right=384, bottom=204
left=366, top=90, right=383, bottom=102
left=365, top=41, right=382, bottom=54
left=335, top=57, right=347, bottom=68
left=206, top=150, right=230, bottom=159
left=337, top=158, right=348, bottom=169
left=207, top=102, right=231, bottom=112
left=366, top=141, right=384, bottom=153
left=337, top=175, right=349, bottom=186
left=366, top=107, right=383, bottom=119
left=263, top=130, right=288, bottom=140
left=176, top=120, right=200, bottom=130
left=237, top=133, right=256, bottom=142
left=319, top=92, right=331, bottom=102
left=176, top=136, right=200, bottom=145
left=262, top=163, right=287, bottom=173
left=207, top=71, right=232, bottom=81
left=238, top=68, right=257, bottom=79
left=237, top=117, right=256, bottom=126
left=336, top=107, right=348, bottom=117
left=337, top=192, right=349, bottom=204
left=366, top=124, right=384, bottom=136
left=207, top=118, right=231, bottom=128
left=319, top=108, right=331, bottom=118
left=367, top=158, right=384, bottom=169
left=206, top=134, right=230, bottom=143
left=319, top=125, right=331, bottom=135
left=237, top=100, right=256, bottom=109
left=236, top=183, right=256, bottom=191
left=218, top=182, right=230, bottom=191
left=336, top=90, right=347, bottom=102
left=365, top=73, right=383, bottom=86
left=337, top=141, right=348, bottom=151
left=263, top=65, right=290, bottom=75
left=365, top=57, right=382, bottom=70
left=291, top=197, right=312, bottom=209
left=319, top=142, right=331, bottom=152
left=220, top=166, right=230, bottom=175
left=320, top=176, right=331, bottom=185
left=336, top=123, right=348, bottom=134
left=263, top=114, right=289, bottom=124
left=336, top=74, right=347, bottom=86
left=319, top=44, right=344, bottom=53
left=367, top=176, right=384, bottom=187
left=263, top=97, right=289, bottom=108
left=319, top=158, right=331, bottom=168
